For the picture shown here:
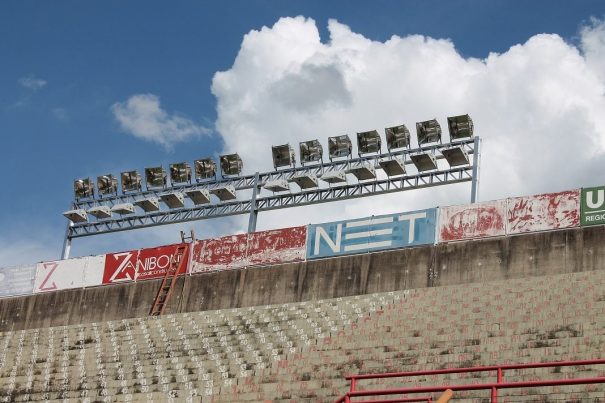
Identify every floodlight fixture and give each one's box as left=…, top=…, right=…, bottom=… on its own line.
left=385, top=124, right=411, bottom=151
left=410, top=152, right=438, bottom=172
left=379, top=158, right=406, bottom=176
left=194, top=158, right=217, bottom=181
left=170, top=162, right=192, bottom=185
left=186, top=188, right=211, bottom=205
left=447, top=114, right=474, bottom=141
left=288, top=173, right=319, bottom=189
left=299, top=140, right=323, bottom=166
left=416, top=119, right=442, bottom=146
left=74, top=178, right=94, bottom=200
left=441, top=146, right=470, bottom=167
left=348, top=163, right=376, bottom=181
left=88, top=206, right=112, bottom=219
left=357, top=130, right=382, bottom=156
left=210, top=184, right=237, bottom=201
left=264, top=179, right=290, bottom=192
left=160, top=192, right=185, bottom=209
left=271, top=144, right=296, bottom=170
left=121, top=171, right=142, bottom=193
left=134, top=197, right=160, bottom=212
left=145, top=166, right=167, bottom=189
left=97, top=174, right=118, bottom=197
left=111, top=203, right=135, bottom=215
left=63, top=209, right=88, bottom=223
left=220, top=154, right=243, bottom=177
left=321, top=170, right=347, bottom=184
left=328, top=135, right=352, bottom=161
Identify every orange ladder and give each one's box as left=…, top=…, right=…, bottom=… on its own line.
left=149, top=235, right=191, bottom=316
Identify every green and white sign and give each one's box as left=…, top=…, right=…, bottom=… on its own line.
left=581, top=186, right=605, bottom=226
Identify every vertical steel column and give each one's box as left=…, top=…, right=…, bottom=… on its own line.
left=470, top=136, right=481, bottom=203
left=61, top=221, right=73, bottom=260
left=247, top=172, right=260, bottom=233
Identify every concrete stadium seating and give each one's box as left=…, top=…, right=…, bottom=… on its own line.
left=0, top=268, right=604, bottom=402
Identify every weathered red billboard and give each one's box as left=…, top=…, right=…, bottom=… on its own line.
left=439, top=200, right=507, bottom=242
left=507, top=190, right=580, bottom=235
left=102, top=244, right=188, bottom=285
left=190, top=226, right=307, bottom=274
left=247, top=226, right=306, bottom=266
left=191, top=234, right=248, bottom=273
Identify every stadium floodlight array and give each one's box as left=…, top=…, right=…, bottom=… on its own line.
left=385, top=124, right=411, bottom=151
left=328, top=135, right=352, bottom=161
left=170, top=162, right=192, bottom=185
left=299, top=139, right=323, bottom=166
left=357, top=130, right=382, bottom=156
left=194, top=158, right=217, bottom=181
left=74, top=178, right=94, bottom=200
left=271, top=144, right=296, bottom=170
left=96, top=174, right=118, bottom=197
left=145, top=166, right=167, bottom=190
left=63, top=113, right=480, bottom=255
left=121, top=170, right=142, bottom=193
left=416, top=119, right=442, bottom=146
left=447, top=114, right=474, bottom=141
left=220, top=153, right=243, bottom=176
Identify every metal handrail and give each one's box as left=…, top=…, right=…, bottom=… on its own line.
left=336, top=359, right=605, bottom=403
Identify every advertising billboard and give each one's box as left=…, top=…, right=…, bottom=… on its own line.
left=34, top=255, right=105, bottom=293
left=439, top=200, right=507, bottom=242
left=102, top=244, right=188, bottom=285
left=0, top=264, right=36, bottom=298
left=581, top=186, right=605, bottom=226
left=507, top=190, right=580, bottom=234
left=306, top=209, right=437, bottom=259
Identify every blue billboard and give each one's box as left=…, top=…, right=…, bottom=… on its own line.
left=306, top=208, right=437, bottom=259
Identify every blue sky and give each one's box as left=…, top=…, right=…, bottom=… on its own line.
left=1, top=1, right=605, bottom=265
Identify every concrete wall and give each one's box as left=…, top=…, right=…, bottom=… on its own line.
left=1, top=225, right=603, bottom=332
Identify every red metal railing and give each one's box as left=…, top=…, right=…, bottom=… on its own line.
left=335, top=359, right=605, bottom=403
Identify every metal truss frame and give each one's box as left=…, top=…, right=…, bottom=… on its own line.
left=61, top=137, right=481, bottom=257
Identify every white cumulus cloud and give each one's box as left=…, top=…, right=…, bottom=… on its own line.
left=18, top=75, right=47, bottom=91
left=211, top=16, right=605, bottom=232
left=112, top=93, right=210, bottom=150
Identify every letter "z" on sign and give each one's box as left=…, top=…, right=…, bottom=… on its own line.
left=39, top=262, right=58, bottom=291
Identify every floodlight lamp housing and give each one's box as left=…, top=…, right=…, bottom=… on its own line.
left=385, top=124, right=411, bottom=151
left=170, top=162, right=192, bottom=185
left=328, top=135, right=352, bottom=160
left=299, top=140, right=323, bottom=165
left=447, top=114, right=474, bottom=140
left=145, top=166, right=167, bottom=189
left=271, top=144, right=296, bottom=169
left=97, top=174, right=118, bottom=196
left=416, top=119, right=442, bottom=146
left=357, top=130, right=382, bottom=155
left=121, top=171, right=142, bottom=193
left=74, top=178, right=94, bottom=200
left=220, top=153, right=243, bottom=176
left=194, top=158, right=217, bottom=181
